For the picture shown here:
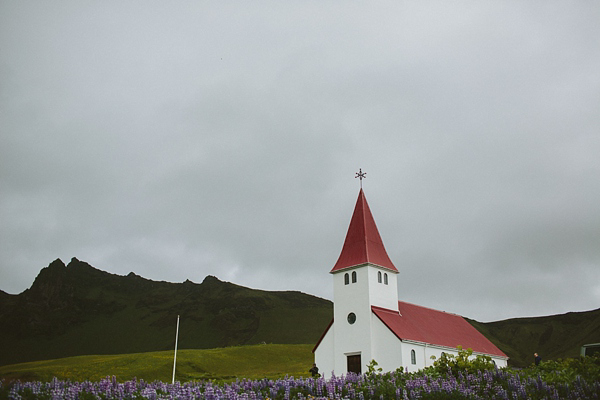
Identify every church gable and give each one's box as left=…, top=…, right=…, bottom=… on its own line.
left=372, top=302, right=507, bottom=358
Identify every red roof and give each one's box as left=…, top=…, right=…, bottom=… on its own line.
left=372, top=302, right=507, bottom=358
left=330, top=189, right=398, bottom=273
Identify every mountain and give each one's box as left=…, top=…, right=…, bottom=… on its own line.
left=467, top=308, right=600, bottom=368
left=1, top=258, right=598, bottom=368
left=0, top=258, right=332, bottom=366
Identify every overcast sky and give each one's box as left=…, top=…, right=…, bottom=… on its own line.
left=1, top=1, right=599, bottom=322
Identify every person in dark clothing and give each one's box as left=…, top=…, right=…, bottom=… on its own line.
left=309, top=363, right=320, bottom=378
left=534, top=353, right=542, bottom=366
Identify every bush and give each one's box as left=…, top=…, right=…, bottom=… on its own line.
left=517, top=354, right=600, bottom=385
left=424, top=346, right=497, bottom=378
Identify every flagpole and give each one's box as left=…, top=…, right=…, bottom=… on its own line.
left=172, top=315, right=180, bottom=384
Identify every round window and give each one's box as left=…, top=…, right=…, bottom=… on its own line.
left=347, top=312, right=356, bottom=324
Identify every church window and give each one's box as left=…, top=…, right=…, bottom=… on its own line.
left=347, top=312, right=356, bottom=324
left=378, top=271, right=382, bottom=283
left=344, top=273, right=349, bottom=285
left=384, top=273, right=388, bottom=285
left=352, top=271, right=357, bottom=283
left=411, top=350, right=416, bottom=365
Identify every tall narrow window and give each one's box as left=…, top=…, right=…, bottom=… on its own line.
left=384, top=273, right=388, bottom=285
left=378, top=271, right=382, bottom=283
left=411, top=350, right=416, bottom=365
left=344, top=273, right=349, bottom=285
left=352, top=271, right=357, bottom=283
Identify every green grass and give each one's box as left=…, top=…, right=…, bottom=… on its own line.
left=468, top=308, right=600, bottom=368
left=0, top=344, right=315, bottom=383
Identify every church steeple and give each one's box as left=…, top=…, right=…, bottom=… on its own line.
left=330, top=189, right=398, bottom=273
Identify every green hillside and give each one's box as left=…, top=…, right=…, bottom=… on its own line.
left=1, top=258, right=598, bottom=370
left=467, top=308, right=600, bottom=368
left=0, top=344, right=314, bottom=383
left=0, top=258, right=332, bottom=366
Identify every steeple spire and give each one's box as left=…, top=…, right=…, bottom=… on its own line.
left=355, top=168, right=366, bottom=188
left=330, top=189, right=398, bottom=273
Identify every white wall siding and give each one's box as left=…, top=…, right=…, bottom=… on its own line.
left=367, top=266, right=399, bottom=311
left=371, top=313, right=403, bottom=373
left=332, top=268, right=373, bottom=375
left=314, top=325, right=335, bottom=378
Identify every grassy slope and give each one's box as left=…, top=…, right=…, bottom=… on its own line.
left=4, top=259, right=598, bottom=371
left=0, top=344, right=315, bottom=383
left=468, top=308, right=600, bottom=368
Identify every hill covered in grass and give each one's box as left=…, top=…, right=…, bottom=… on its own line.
left=1, top=258, right=598, bottom=369
left=0, top=258, right=332, bottom=366
left=467, top=308, right=600, bottom=368
left=0, top=344, right=314, bottom=382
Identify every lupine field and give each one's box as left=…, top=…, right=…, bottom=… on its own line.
left=1, top=369, right=599, bottom=400
left=2, top=352, right=599, bottom=399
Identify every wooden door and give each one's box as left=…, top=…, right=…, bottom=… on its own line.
left=347, top=354, right=361, bottom=374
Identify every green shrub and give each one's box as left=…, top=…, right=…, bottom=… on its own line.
left=517, top=354, right=600, bottom=385
left=424, top=346, right=497, bottom=377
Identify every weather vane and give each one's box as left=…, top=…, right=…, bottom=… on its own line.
left=355, top=168, right=366, bottom=188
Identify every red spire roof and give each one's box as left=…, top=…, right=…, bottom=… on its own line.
left=330, top=189, right=398, bottom=273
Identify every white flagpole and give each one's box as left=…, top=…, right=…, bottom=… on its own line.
left=172, top=315, right=180, bottom=384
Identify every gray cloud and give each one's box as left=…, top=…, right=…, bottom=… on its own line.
left=1, top=1, right=599, bottom=322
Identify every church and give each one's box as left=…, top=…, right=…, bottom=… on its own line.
left=313, top=186, right=508, bottom=376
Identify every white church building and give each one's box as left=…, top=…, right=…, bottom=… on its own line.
left=313, top=188, right=508, bottom=376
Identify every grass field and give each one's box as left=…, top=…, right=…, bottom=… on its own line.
left=0, top=344, right=315, bottom=383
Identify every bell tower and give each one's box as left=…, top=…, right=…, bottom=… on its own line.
left=329, top=185, right=399, bottom=374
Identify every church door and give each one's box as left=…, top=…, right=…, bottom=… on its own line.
left=347, top=354, right=361, bottom=374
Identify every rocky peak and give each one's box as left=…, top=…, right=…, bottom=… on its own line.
left=27, top=259, right=73, bottom=306
left=201, top=275, right=221, bottom=284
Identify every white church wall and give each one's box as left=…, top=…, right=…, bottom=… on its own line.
left=366, top=266, right=399, bottom=311
left=402, top=342, right=508, bottom=370
left=314, top=324, right=335, bottom=378
left=371, top=313, right=403, bottom=373
left=487, top=355, right=508, bottom=368
left=332, top=267, right=374, bottom=375
left=398, top=341, right=462, bottom=370
left=369, top=319, right=493, bottom=373
left=399, top=342, right=426, bottom=372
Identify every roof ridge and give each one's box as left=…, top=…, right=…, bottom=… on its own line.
left=398, top=300, right=461, bottom=317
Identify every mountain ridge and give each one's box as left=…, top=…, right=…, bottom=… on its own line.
left=0, top=258, right=332, bottom=366
left=1, top=258, right=598, bottom=368
left=467, top=307, right=600, bottom=367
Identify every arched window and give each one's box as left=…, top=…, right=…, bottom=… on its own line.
left=411, top=349, right=416, bottom=365
left=344, top=273, right=349, bottom=285
left=384, top=273, right=388, bottom=285
left=378, top=271, right=382, bottom=283
left=352, top=271, right=357, bottom=283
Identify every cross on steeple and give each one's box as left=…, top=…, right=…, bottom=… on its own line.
left=355, top=168, right=366, bottom=188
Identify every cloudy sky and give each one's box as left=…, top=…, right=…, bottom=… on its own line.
left=1, top=1, right=599, bottom=322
